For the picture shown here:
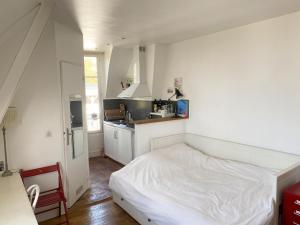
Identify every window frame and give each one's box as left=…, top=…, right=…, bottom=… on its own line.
left=84, top=52, right=103, bottom=133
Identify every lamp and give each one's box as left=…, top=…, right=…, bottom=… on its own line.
left=1, top=107, right=17, bottom=177
left=168, top=88, right=184, bottom=101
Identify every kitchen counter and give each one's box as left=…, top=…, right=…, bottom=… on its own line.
left=103, top=121, right=135, bottom=131
left=104, top=117, right=188, bottom=129
left=130, top=117, right=188, bottom=125
left=104, top=117, right=187, bottom=160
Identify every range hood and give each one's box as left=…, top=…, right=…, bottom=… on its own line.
left=118, top=46, right=151, bottom=98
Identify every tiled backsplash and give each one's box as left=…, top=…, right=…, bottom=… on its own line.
left=103, top=99, right=152, bottom=120
left=103, top=98, right=188, bottom=121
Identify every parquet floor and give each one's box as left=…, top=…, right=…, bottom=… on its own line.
left=40, top=157, right=139, bottom=225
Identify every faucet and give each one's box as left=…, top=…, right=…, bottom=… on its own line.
left=126, top=111, right=132, bottom=122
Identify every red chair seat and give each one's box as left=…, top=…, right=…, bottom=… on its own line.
left=36, top=191, right=65, bottom=208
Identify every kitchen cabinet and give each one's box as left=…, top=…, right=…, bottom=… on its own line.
left=103, top=124, right=118, bottom=161
left=104, top=123, right=133, bottom=165
left=117, top=128, right=133, bottom=164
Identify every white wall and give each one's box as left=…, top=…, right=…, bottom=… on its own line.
left=88, top=132, right=104, bottom=157
left=134, top=120, right=186, bottom=157
left=152, top=44, right=168, bottom=99
left=0, top=8, right=38, bottom=162
left=103, top=45, right=112, bottom=97
left=105, top=47, right=133, bottom=98
left=157, top=11, right=300, bottom=155
left=145, top=44, right=155, bottom=95
left=0, top=19, right=63, bottom=170
left=1, top=22, right=65, bottom=221
left=0, top=10, right=86, bottom=221
left=98, top=52, right=106, bottom=99
left=0, top=18, right=86, bottom=167
left=55, top=22, right=84, bottom=64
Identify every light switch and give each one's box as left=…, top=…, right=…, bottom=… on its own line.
left=46, top=130, right=52, bottom=137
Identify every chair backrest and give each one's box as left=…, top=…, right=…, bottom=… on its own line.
left=26, top=184, right=40, bottom=210
left=20, top=162, right=63, bottom=190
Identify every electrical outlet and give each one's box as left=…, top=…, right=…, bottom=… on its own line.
left=0, top=161, right=4, bottom=171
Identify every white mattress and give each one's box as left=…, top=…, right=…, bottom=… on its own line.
left=109, top=143, right=275, bottom=225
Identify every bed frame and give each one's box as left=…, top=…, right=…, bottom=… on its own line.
left=112, top=133, right=300, bottom=225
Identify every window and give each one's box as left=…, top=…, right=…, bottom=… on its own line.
left=84, top=56, right=101, bottom=132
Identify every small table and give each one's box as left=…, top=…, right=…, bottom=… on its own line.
left=0, top=173, right=38, bottom=225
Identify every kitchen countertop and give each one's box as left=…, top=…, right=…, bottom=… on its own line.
left=130, top=117, right=188, bottom=125
left=104, top=117, right=188, bottom=129
left=103, top=121, right=135, bottom=131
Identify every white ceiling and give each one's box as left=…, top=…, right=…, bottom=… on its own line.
left=56, top=0, right=300, bottom=51
left=1, top=0, right=300, bottom=52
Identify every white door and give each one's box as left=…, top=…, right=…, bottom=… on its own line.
left=60, top=62, right=89, bottom=207
left=118, top=129, right=133, bottom=165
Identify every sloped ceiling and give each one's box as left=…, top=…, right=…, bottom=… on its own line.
left=56, top=0, right=300, bottom=51
left=0, top=0, right=39, bottom=88
left=0, top=0, right=54, bottom=123
left=0, top=8, right=38, bottom=90
left=0, top=0, right=40, bottom=36
left=0, top=0, right=40, bottom=91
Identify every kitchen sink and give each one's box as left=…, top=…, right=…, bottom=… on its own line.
left=111, top=120, right=127, bottom=125
left=104, top=120, right=135, bottom=129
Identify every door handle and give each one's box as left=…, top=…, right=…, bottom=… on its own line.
left=66, top=128, right=73, bottom=145
left=114, top=130, right=118, bottom=139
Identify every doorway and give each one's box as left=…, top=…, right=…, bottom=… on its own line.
left=60, top=61, right=89, bottom=208
left=60, top=55, right=117, bottom=210
left=83, top=54, right=117, bottom=204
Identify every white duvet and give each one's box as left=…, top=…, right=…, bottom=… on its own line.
left=109, top=143, right=275, bottom=225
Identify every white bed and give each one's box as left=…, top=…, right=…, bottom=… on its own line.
left=109, top=133, right=300, bottom=225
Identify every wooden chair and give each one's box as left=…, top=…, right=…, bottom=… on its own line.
left=26, top=184, right=40, bottom=210
left=20, top=162, right=70, bottom=225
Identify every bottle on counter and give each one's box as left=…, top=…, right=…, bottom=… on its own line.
left=157, top=99, right=162, bottom=111
left=153, top=99, right=158, bottom=112
left=167, top=101, right=173, bottom=114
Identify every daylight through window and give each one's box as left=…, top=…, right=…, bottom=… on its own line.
left=84, top=56, right=100, bottom=132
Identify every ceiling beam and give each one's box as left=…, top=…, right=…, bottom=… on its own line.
left=0, top=0, right=54, bottom=123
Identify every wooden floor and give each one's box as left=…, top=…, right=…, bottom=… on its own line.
left=40, top=157, right=139, bottom=225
